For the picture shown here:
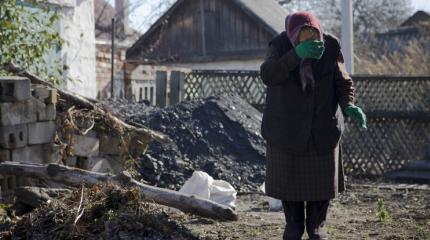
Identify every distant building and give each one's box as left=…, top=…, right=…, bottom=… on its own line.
left=376, top=10, right=430, bottom=54
left=94, top=0, right=140, bottom=99
left=124, top=0, right=288, bottom=101
left=28, top=0, right=97, bottom=98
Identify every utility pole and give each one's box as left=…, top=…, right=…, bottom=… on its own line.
left=199, top=0, right=206, bottom=56
left=341, top=0, right=354, bottom=74
left=111, top=18, right=115, bottom=99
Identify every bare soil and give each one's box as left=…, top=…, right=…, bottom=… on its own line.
left=180, top=181, right=430, bottom=240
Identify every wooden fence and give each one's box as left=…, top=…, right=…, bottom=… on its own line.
left=175, top=70, right=430, bottom=177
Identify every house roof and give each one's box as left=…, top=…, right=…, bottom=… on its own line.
left=377, top=10, right=430, bottom=39
left=375, top=11, right=430, bottom=54
left=127, top=0, right=287, bottom=58
left=233, top=0, right=287, bottom=34
left=401, top=10, right=430, bottom=27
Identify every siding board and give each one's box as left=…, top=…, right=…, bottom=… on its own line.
left=136, top=0, right=275, bottom=62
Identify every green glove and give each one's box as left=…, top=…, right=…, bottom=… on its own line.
left=345, top=105, right=367, bottom=129
left=294, top=40, right=325, bottom=59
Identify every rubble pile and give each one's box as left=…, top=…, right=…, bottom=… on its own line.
left=108, top=94, right=267, bottom=192
left=5, top=184, right=199, bottom=240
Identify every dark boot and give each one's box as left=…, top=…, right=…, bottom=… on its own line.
left=282, top=201, right=305, bottom=240
left=305, top=200, right=330, bottom=240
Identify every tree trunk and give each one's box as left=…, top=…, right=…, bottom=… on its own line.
left=0, top=162, right=238, bottom=221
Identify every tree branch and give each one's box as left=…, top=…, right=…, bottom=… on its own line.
left=0, top=162, right=238, bottom=221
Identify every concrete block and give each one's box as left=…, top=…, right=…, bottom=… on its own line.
left=28, top=121, right=56, bottom=144
left=46, top=89, right=58, bottom=104
left=11, top=144, right=60, bottom=164
left=32, top=85, right=50, bottom=100
left=35, top=100, right=56, bottom=121
left=45, top=104, right=56, bottom=121
left=99, top=134, right=126, bottom=155
left=0, top=124, right=28, bottom=149
left=0, top=77, right=31, bottom=102
left=72, top=134, right=99, bottom=157
left=11, top=147, right=32, bottom=163
left=65, top=156, right=77, bottom=167
left=35, top=99, right=47, bottom=121
left=40, top=143, right=60, bottom=164
left=0, top=100, right=37, bottom=126
left=82, top=157, right=113, bottom=173
left=32, top=85, right=57, bottom=104
left=0, top=149, right=10, bottom=162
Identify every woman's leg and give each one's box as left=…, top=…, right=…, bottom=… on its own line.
left=282, top=201, right=305, bottom=240
left=305, top=200, right=330, bottom=239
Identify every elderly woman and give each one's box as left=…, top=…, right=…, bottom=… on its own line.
left=260, top=12, right=367, bottom=240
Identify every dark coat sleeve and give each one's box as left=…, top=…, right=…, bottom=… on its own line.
left=335, top=49, right=355, bottom=112
left=260, top=43, right=300, bottom=86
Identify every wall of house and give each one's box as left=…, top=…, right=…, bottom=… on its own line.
left=126, top=64, right=191, bottom=103
left=164, top=58, right=264, bottom=71
left=128, top=0, right=273, bottom=63
left=59, top=0, right=97, bottom=99
left=96, top=42, right=127, bottom=99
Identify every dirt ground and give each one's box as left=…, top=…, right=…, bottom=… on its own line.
left=179, top=180, right=430, bottom=240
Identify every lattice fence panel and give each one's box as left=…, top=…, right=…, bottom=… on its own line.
left=343, top=118, right=429, bottom=176
left=184, top=71, right=266, bottom=106
left=184, top=70, right=430, bottom=176
left=353, top=76, right=429, bottom=113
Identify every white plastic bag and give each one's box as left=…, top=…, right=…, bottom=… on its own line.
left=260, top=182, right=283, bottom=211
left=179, top=171, right=237, bottom=209
left=210, top=180, right=237, bottom=208
left=178, top=171, right=212, bottom=199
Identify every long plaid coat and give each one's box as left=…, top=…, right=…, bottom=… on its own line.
left=260, top=32, right=354, bottom=201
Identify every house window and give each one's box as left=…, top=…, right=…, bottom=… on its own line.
left=145, top=87, right=148, bottom=100
left=139, top=88, right=143, bottom=100
left=150, top=87, right=154, bottom=104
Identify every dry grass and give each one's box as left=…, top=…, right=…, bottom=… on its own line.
left=355, top=38, right=430, bottom=75
left=2, top=184, right=199, bottom=240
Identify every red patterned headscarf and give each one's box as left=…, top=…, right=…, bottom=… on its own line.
left=285, top=12, right=323, bottom=93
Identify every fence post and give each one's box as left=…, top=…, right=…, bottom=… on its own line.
left=170, top=71, right=185, bottom=105
left=155, top=71, right=167, bottom=107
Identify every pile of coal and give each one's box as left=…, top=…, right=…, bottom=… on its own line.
left=107, top=94, right=267, bottom=192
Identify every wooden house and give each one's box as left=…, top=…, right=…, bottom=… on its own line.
left=376, top=11, right=430, bottom=54
left=124, top=0, right=287, bottom=102
left=126, top=0, right=287, bottom=71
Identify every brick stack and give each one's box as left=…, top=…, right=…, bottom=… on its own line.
left=65, top=132, right=126, bottom=174
left=0, top=77, right=59, bottom=192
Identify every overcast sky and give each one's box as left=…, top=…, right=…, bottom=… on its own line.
left=112, top=0, right=430, bottom=33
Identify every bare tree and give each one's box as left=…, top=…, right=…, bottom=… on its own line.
left=94, top=0, right=176, bottom=40
left=277, top=0, right=413, bottom=36
left=127, top=0, right=176, bottom=32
